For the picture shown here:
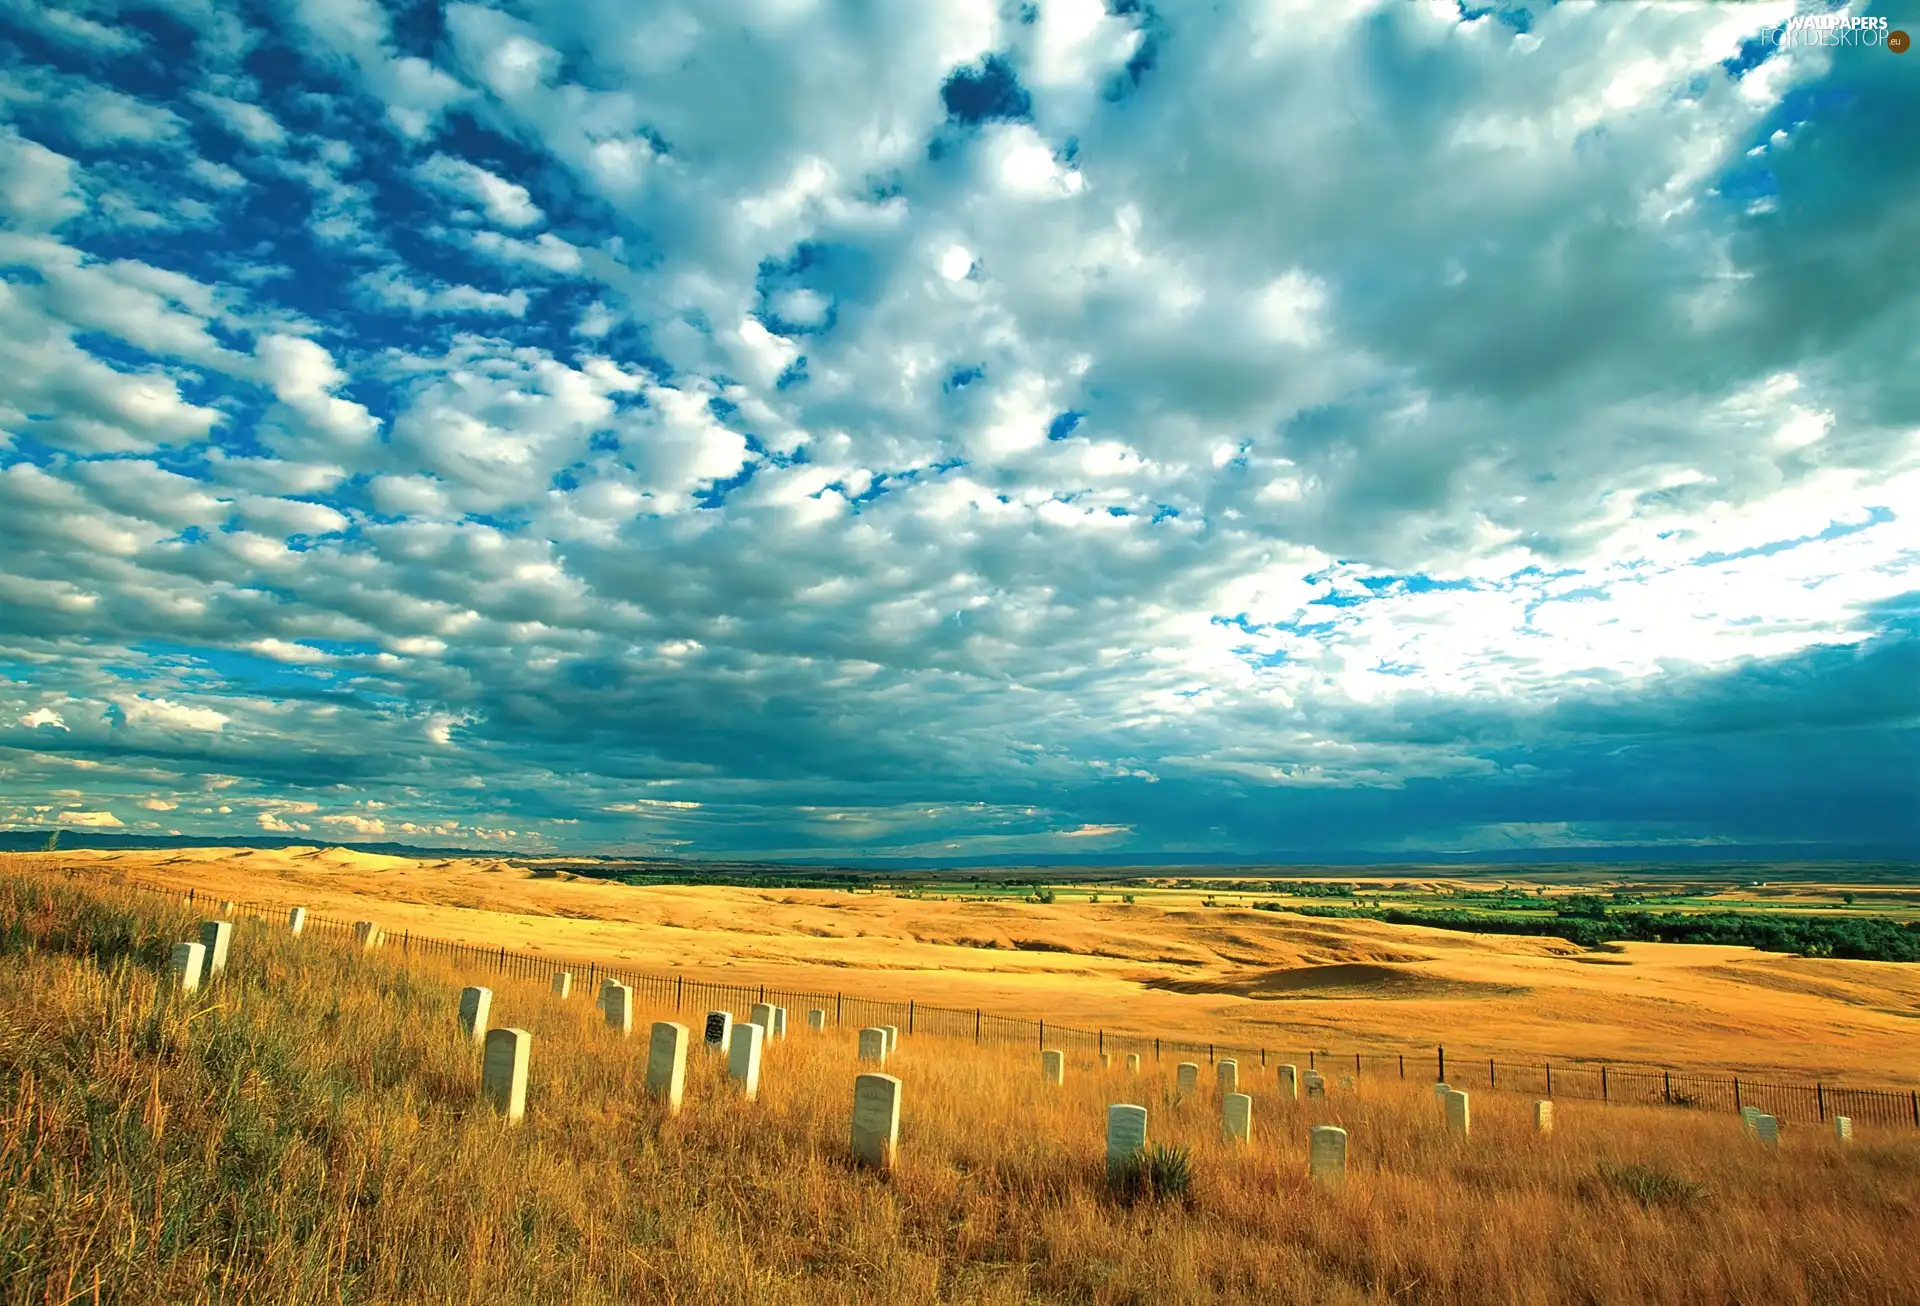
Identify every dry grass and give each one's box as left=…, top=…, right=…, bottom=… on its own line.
left=4, top=868, right=1919, bottom=1305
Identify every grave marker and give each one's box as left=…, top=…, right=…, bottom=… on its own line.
left=1834, top=1116, right=1853, bottom=1143
left=481, top=1027, right=531, bottom=1122
left=858, top=1027, right=888, bottom=1063
left=1434, top=1082, right=1452, bottom=1100
left=1277, top=1064, right=1298, bottom=1100
left=169, top=941, right=205, bottom=994
left=646, top=1021, right=689, bottom=1116
left=851, top=1073, right=901, bottom=1169
left=458, top=986, right=493, bottom=1045
left=551, top=972, right=572, bottom=999
left=1305, top=1071, right=1326, bottom=1099
left=704, top=1010, right=734, bottom=1054
left=772, top=1007, right=787, bottom=1039
left=1445, top=1088, right=1471, bottom=1138
left=287, top=907, right=306, bottom=936
left=808, top=1009, right=828, bottom=1031
left=1340, top=1075, right=1355, bottom=1092
left=1100, top=1052, right=1111, bottom=1071
left=604, top=982, right=634, bottom=1036
left=1107, top=1104, right=1148, bottom=1181
left=728, top=1022, right=764, bottom=1100
left=197, top=920, right=233, bottom=985
left=1042, top=1049, right=1065, bottom=1085
left=354, top=921, right=380, bottom=952
left=1223, top=1092, right=1253, bottom=1143
left=1309, top=1125, right=1348, bottom=1187
left=220, top=901, right=236, bottom=916
left=881, top=1025, right=899, bottom=1055
left=1534, top=1100, right=1554, bottom=1135
left=750, top=1002, right=775, bottom=1040
left=1740, top=1106, right=1762, bottom=1137
left=1755, top=1114, right=1780, bottom=1148
left=1176, top=1062, right=1199, bottom=1096
left=1125, top=1053, right=1141, bottom=1075
left=1216, top=1059, right=1238, bottom=1096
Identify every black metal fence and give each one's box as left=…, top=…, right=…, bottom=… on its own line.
left=57, top=866, right=1920, bottom=1131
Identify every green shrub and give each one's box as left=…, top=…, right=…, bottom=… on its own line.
left=1112, top=1142, right=1194, bottom=1204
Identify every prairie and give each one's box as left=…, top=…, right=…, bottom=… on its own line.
left=5, top=866, right=1920, bottom=1306
left=20, top=846, right=1920, bottom=1085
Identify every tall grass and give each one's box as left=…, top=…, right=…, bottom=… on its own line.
left=2, top=869, right=1917, bottom=1304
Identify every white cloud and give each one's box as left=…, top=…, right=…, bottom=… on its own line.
left=113, top=695, right=230, bottom=732
left=187, top=91, right=288, bottom=147
left=55, top=810, right=123, bottom=827
left=19, top=707, right=67, bottom=730
left=416, top=153, right=545, bottom=228
left=358, top=268, right=530, bottom=317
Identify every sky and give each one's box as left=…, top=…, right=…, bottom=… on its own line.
left=0, top=0, right=1915, bottom=862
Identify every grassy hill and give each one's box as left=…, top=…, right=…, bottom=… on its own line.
left=3, top=866, right=1916, bottom=1304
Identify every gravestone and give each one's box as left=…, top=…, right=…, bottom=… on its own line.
left=1755, top=1114, right=1780, bottom=1148
left=1309, top=1125, right=1348, bottom=1187
left=1106, top=1103, right=1148, bottom=1181
left=354, top=920, right=380, bottom=952
left=1126, top=1053, right=1141, bottom=1075
left=197, top=920, right=233, bottom=985
left=1340, top=1075, right=1355, bottom=1092
left=551, top=972, right=572, bottom=999
left=808, top=1009, right=828, bottom=1031
left=1216, top=1059, right=1238, bottom=1096
left=858, top=1027, right=888, bottom=1063
left=1534, top=1100, right=1554, bottom=1135
left=704, top=1010, right=734, bottom=1054
left=220, top=901, right=236, bottom=916
left=881, top=1025, right=899, bottom=1055
left=598, top=978, right=617, bottom=1011
left=1434, top=1082, right=1452, bottom=1099
left=481, top=1027, right=531, bottom=1122
left=728, top=1022, right=764, bottom=1100
left=750, top=1002, right=775, bottom=1040
left=1277, top=1064, right=1298, bottom=1100
left=647, top=1021, right=689, bottom=1116
left=772, top=1007, right=787, bottom=1039
left=604, top=982, right=634, bottom=1036
left=169, top=941, right=205, bottom=994
left=457, top=986, right=493, bottom=1045
left=1740, top=1106, right=1761, bottom=1137
left=1305, top=1072, right=1326, bottom=1100
left=1042, top=1049, right=1065, bottom=1085
left=288, top=907, right=306, bottom=936
left=1445, top=1088, right=1471, bottom=1137
left=851, top=1072, right=901, bottom=1169
left=1100, top=1053, right=1112, bottom=1071
left=1223, top=1092, right=1253, bottom=1143
left=1834, top=1116, right=1853, bottom=1143
left=1176, top=1062, right=1199, bottom=1096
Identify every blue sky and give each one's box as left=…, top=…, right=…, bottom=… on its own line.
left=0, top=0, right=1915, bottom=860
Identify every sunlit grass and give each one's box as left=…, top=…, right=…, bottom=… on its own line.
left=3, top=866, right=1917, bottom=1304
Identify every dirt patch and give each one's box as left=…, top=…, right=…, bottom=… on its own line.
left=1145, top=962, right=1529, bottom=1001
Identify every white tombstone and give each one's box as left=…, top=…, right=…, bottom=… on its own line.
left=808, top=1009, right=828, bottom=1031
left=604, top=982, right=634, bottom=1036
left=1445, top=1088, right=1471, bottom=1137
left=353, top=920, right=379, bottom=952
left=1434, top=1082, right=1452, bottom=1100
left=772, top=1007, right=787, bottom=1039
left=1755, top=1114, right=1780, bottom=1148
left=851, top=1072, right=902, bottom=1169
left=1106, top=1103, right=1148, bottom=1181
left=1176, top=1062, right=1199, bottom=1096
left=728, top=1022, right=764, bottom=1100
left=220, top=900, right=236, bottom=916
left=1125, top=1053, right=1141, bottom=1075
left=287, top=906, right=306, bottom=936
left=457, top=986, right=493, bottom=1045
left=1834, top=1116, right=1853, bottom=1143
left=1216, top=1059, right=1239, bottom=1096
left=858, top=1027, right=888, bottom=1063
left=598, top=978, right=618, bottom=1012
left=704, top=1010, right=735, bottom=1054
left=1740, top=1106, right=1762, bottom=1137
left=1042, top=1049, right=1065, bottom=1085
left=750, top=1002, right=776, bottom=1041
left=1277, top=1064, right=1299, bottom=1100
left=1309, top=1125, right=1348, bottom=1187
left=197, top=919, right=233, bottom=985
left=1100, top=1052, right=1112, bottom=1071
left=647, top=1021, right=689, bottom=1116
left=169, top=941, right=205, bottom=994
left=1223, top=1092, right=1253, bottom=1143
left=481, top=1027, right=531, bottom=1122
left=551, top=972, right=572, bottom=999
left=1534, top=1100, right=1554, bottom=1135
left=881, top=1025, right=900, bottom=1055
left=1305, top=1071, right=1326, bottom=1100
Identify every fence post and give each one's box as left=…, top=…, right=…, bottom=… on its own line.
left=836, top=993, right=842, bottom=1024
left=1261, top=1048, right=1266, bottom=1067
left=676, top=976, right=682, bottom=1011
left=759, top=985, right=766, bottom=1004
left=1309, top=1050, right=1316, bottom=1070
left=1664, top=1071, right=1671, bottom=1105
left=1098, top=1029, right=1104, bottom=1056
left=1489, top=1057, right=1495, bottom=1089
left=498, top=945, right=505, bottom=973
left=1437, top=1046, right=1445, bottom=1083
left=403, top=931, right=409, bottom=956
left=909, top=1001, right=915, bottom=1035
left=1601, top=1066, right=1609, bottom=1102
left=1355, top=1052, right=1360, bottom=1078
left=1155, top=1038, right=1160, bottom=1061
left=588, top=962, right=597, bottom=989
left=1911, top=1090, right=1917, bottom=1128
left=1039, top=1019, right=1045, bottom=1050
left=976, top=1008, right=981, bottom=1042
left=1546, top=1061, right=1553, bottom=1096
left=1208, top=1044, right=1214, bottom=1065
left=1816, top=1082, right=1825, bottom=1121
left=1734, top=1077, right=1742, bottom=1112
left=1399, top=1054, right=1405, bottom=1079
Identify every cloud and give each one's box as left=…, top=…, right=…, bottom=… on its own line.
left=55, top=810, right=123, bottom=827
left=416, top=154, right=545, bottom=228
left=20, top=708, right=67, bottom=730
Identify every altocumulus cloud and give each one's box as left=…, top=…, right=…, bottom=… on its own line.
left=0, top=0, right=1915, bottom=860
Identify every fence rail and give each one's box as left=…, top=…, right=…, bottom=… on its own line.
left=38, top=864, right=1920, bottom=1132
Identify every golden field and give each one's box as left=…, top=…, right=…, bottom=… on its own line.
left=4, top=866, right=1919, bottom=1305
left=16, top=846, right=1920, bottom=1083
